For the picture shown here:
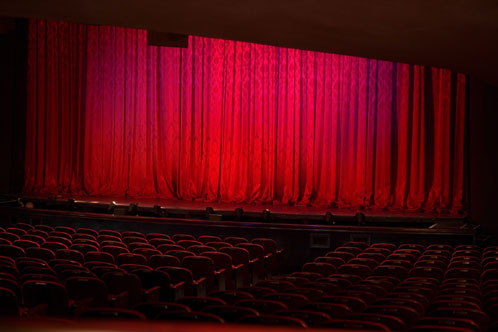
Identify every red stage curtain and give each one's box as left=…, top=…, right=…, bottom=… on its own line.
left=24, top=20, right=467, bottom=213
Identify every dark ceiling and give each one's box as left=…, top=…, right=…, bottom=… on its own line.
left=1, top=0, right=497, bottom=86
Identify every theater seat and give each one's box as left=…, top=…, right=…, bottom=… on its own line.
left=0, top=287, right=22, bottom=316
left=236, top=299, right=288, bottom=314
left=237, top=314, right=308, bottom=327
left=79, top=308, right=146, bottom=320
left=202, top=304, right=259, bottom=323
left=22, top=280, right=70, bottom=316
left=208, top=290, right=254, bottom=305
left=321, top=319, right=390, bottom=331
left=134, top=302, right=190, bottom=319
left=155, top=310, right=225, bottom=323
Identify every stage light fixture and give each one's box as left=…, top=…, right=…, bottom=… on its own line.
left=206, top=207, right=215, bottom=215
left=355, top=212, right=366, bottom=226
left=324, top=211, right=335, bottom=224
left=107, top=201, right=116, bottom=213
left=66, top=198, right=75, bottom=210
left=263, top=209, right=272, bottom=222
left=128, top=203, right=139, bottom=216
left=234, top=207, right=244, bottom=220
left=153, top=205, right=164, bottom=217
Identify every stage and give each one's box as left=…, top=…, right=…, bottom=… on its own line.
left=14, top=194, right=468, bottom=226
left=0, top=194, right=478, bottom=271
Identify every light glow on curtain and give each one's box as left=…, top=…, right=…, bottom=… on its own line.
left=25, top=20, right=467, bottom=213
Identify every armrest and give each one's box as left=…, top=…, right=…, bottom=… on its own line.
left=143, top=286, right=160, bottom=302
left=232, top=263, right=250, bottom=287
left=193, top=277, right=207, bottom=296
left=170, top=281, right=185, bottom=300
left=249, top=257, right=265, bottom=284
left=22, top=303, right=47, bottom=317
left=214, top=268, right=227, bottom=291
left=233, top=263, right=244, bottom=270
left=69, top=297, right=93, bottom=317
left=108, top=291, right=129, bottom=308
left=249, top=258, right=260, bottom=264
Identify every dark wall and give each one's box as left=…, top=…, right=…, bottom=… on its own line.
left=0, top=18, right=27, bottom=195
left=469, top=79, right=498, bottom=236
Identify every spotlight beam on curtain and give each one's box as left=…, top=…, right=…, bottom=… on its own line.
left=25, top=20, right=466, bottom=213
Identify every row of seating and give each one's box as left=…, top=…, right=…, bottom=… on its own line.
left=0, top=223, right=285, bottom=288
left=1, top=222, right=496, bottom=331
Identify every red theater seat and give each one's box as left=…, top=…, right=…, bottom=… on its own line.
left=156, top=244, right=184, bottom=254
left=365, top=304, right=420, bottom=325
left=319, top=295, right=368, bottom=312
left=337, top=264, right=372, bottom=279
left=117, top=253, right=148, bottom=266
left=101, top=271, right=142, bottom=307
left=263, top=293, right=310, bottom=309
left=122, top=237, right=147, bottom=246
left=26, top=247, right=55, bottom=262
left=155, top=310, right=225, bottom=323
left=99, top=230, right=121, bottom=238
left=202, top=304, right=259, bottom=323
left=132, top=248, right=162, bottom=260
left=42, top=241, right=68, bottom=252
left=208, top=290, right=254, bottom=305
left=34, top=225, right=53, bottom=233
left=303, top=262, right=336, bottom=277
left=314, top=256, right=346, bottom=268
left=414, top=317, right=480, bottom=332
left=7, top=228, right=27, bottom=237
left=172, top=234, right=195, bottom=242
left=131, top=268, right=172, bottom=301
left=198, top=235, right=222, bottom=244
left=54, top=226, right=75, bottom=236
left=291, top=287, right=327, bottom=301
left=145, top=233, right=171, bottom=241
left=79, top=308, right=147, bottom=320
left=335, top=246, right=362, bottom=256
left=0, top=233, right=20, bottom=243
left=122, top=231, right=145, bottom=239
left=85, top=251, right=115, bottom=264
left=73, top=233, right=97, bottom=241
left=237, top=314, right=308, bottom=327
left=134, top=302, right=191, bottom=319
left=101, top=245, right=129, bottom=259
left=188, top=245, right=216, bottom=255
left=98, top=235, right=122, bottom=243
left=56, top=249, right=84, bottom=263
left=22, top=280, right=70, bottom=316
left=237, top=286, right=276, bottom=298
left=344, top=313, right=406, bottom=330
left=0, top=287, right=22, bottom=316
left=127, top=243, right=155, bottom=252
left=149, top=254, right=181, bottom=269
left=325, top=251, right=355, bottom=262
left=0, top=245, right=25, bottom=260
left=148, top=238, right=175, bottom=247
left=70, top=244, right=99, bottom=256
left=177, top=240, right=203, bottom=249
left=290, top=271, right=322, bottom=281
left=370, top=243, right=397, bottom=251
left=321, top=319, right=390, bottom=331
left=177, top=296, right=226, bottom=311
left=235, top=299, right=288, bottom=314
left=224, top=237, right=248, bottom=246
left=206, top=242, right=232, bottom=250
left=201, top=251, right=236, bottom=289
left=157, top=266, right=202, bottom=297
